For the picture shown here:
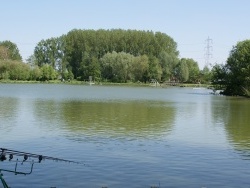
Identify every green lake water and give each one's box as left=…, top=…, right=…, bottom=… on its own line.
left=0, top=84, right=249, bottom=187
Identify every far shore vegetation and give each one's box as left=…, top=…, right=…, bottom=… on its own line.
left=0, top=29, right=249, bottom=97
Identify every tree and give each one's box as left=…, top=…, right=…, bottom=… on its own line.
left=0, top=60, right=10, bottom=79
left=34, top=36, right=70, bottom=80
left=184, top=58, right=200, bottom=83
left=148, top=56, right=162, bottom=81
left=131, top=55, right=149, bottom=82
left=29, top=66, right=42, bottom=81
left=78, top=52, right=101, bottom=81
left=40, top=64, right=57, bottom=81
left=100, top=51, right=134, bottom=83
left=158, top=51, right=178, bottom=81
left=211, top=63, right=228, bottom=89
left=175, top=59, right=189, bottom=82
left=26, top=54, right=38, bottom=68
left=8, top=61, right=30, bottom=80
left=0, top=41, right=22, bottom=61
left=0, top=60, right=30, bottom=80
left=100, top=52, right=115, bottom=81
left=200, top=65, right=212, bottom=84
left=64, top=29, right=179, bottom=79
left=87, top=56, right=101, bottom=82
left=33, top=29, right=179, bottom=82
left=34, top=36, right=66, bottom=69
left=0, top=46, right=9, bottom=60
left=224, top=40, right=250, bottom=96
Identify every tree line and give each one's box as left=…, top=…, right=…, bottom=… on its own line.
left=0, top=40, right=57, bottom=81
left=1, top=29, right=249, bottom=96
left=1, top=29, right=208, bottom=84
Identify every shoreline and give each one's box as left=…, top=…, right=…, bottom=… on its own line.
left=0, top=79, right=211, bottom=88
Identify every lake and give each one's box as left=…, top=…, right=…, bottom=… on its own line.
left=0, top=84, right=250, bottom=188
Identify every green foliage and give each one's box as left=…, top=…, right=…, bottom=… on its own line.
left=7, top=29, right=205, bottom=84
left=200, top=66, right=212, bottom=84
left=158, top=51, right=178, bottom=81
left=211, top=40, right=250, bottom=95
left=114, top=52, right=134, bottom=82
left=101, top=51, right=134, bottom=83
left=211, top=63, right=228, bottom=89
left=63, top=29, right=178, bottom=80
left=0, top=60, right=29, bottom=80
left=61, top=70, right=74, bottom=80
left=184, top=58, right=200, bottom=83
left=175, top=59, right=189, bottom=82
left=225, top=40, right=250, bottom=95
left=132, top=55, right=149, bottom=82
left=173, top=58, right=201, bottom=83
left=148, top=56, right=162, bottom=81
left=211, top=40, right=250, bottom=96
left=26, top=54, right=38, bottom=68
left=0, top=46, right=9, bottom=60
left=0, top=59, right=60, bottom=82
left=40, top=64, right=58, bottom=81
left=34, top=36, right=65, bottom=68
left=32, top=29, right=185, bottom=83
left=77, top=52, right=101, bottom=81
left=8, top=61, right=30, bottom=80
left=0, top=60, right=9, bottom=79
left=0, top=41, right=22, bottom=61
left=29, top=66, right=42, bottom=81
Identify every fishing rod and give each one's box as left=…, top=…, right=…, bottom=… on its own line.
left=0, top=147, right=83, bottom=188
left=1, top=148, right=80, bottom=164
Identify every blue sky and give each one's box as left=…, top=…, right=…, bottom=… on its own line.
left=1, top=0, right=250, bottom=68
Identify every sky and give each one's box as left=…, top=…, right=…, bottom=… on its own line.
left=1, top=0, right=250, bottom=69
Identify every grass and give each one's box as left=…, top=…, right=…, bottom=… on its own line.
left=0, top=79, right=212, bottom=89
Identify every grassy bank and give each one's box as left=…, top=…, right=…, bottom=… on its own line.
left=0, top=79, right=212, bottom=88
left=0, top=79, right=149, bottom=87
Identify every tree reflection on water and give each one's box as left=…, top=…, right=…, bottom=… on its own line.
left=34, top=100, right=175, bottom=140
